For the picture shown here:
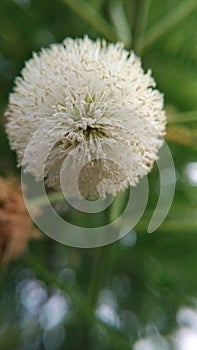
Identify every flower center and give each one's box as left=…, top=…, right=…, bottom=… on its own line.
left=77, top=124, right=107, bottom=141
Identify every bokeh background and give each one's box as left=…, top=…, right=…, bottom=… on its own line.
left=0, top=0, right=197, bottom=349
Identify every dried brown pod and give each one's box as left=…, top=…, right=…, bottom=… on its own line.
left=0, top=177, right=40, bottom=263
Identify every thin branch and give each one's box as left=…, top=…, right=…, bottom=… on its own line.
left=167, top=110, right=197, bottom=125
left=132, top=0, right=151, bottom=53
left=166, top=125, right=197, bottom=149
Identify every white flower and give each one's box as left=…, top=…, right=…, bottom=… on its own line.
left=5, top=36, right=166, bottom=199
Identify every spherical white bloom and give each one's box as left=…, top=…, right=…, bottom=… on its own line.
left=5, top=36, right=166, bottom=199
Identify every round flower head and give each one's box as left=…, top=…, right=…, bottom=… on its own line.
left=5, top=36, right=166, bottom=199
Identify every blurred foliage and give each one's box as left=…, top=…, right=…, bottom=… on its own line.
left=0, top=0, right=197, bottom=349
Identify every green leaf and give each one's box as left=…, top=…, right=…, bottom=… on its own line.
left=136, top=0, right=197, bottom=53
left=110, top=0, right=132, bottom=47
left=62, top=0, right=117, bottom=41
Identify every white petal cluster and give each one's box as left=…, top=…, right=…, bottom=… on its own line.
left=5, top=36, right=166, bottom=199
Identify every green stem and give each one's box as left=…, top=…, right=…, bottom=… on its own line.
left=136, top=0, right=197, bottom=53
left=87, top=244, right=113, bottom=309
left=86, top=191, right=129, bottom=308
left=62, top=0, right=117, bottom=42
left=81, top=244, right=113, bottom=349
left=86, top=201, right=115, bottom=309
left=25, top=254, right=130, bottom=349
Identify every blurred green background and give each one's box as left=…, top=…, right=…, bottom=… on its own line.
left=0, top=0, right=197, bottom=349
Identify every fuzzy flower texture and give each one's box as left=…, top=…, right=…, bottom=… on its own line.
left=6, top=37, right=166, bottom=199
